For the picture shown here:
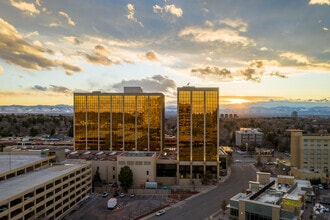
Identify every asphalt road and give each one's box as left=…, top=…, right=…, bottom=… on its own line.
left=147, top=161, right=257, bottom=220
left=65, top=152, right=258, bottom=220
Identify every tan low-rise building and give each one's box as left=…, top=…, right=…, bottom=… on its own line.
left=229, top=172, right=314, bottom=220
left=0, top=151, right=92, bottom=220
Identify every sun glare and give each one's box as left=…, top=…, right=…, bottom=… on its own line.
left=227, top=98, right=250, bottom=105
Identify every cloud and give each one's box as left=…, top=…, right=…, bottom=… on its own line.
left=31, top=84, right=72, bottom=95
left=62, top=36, right=82, bottom=45
left=80, top=44, right=119, bottom=66
left=25, top=31, right=39, bottom=38
left=278, top=51, right=330, bottom=71
left=153, top=5, right=163, bottom=13
left=191, top=66, right=232, bottom=78
left=58, top=61, right=83, bottom=75
left=9, top=0, right=40, bottom=15
left=191, top=60, right=285, bottom=82
left=238, top=68, right=261, bottom=82
left=270, top=72, right=287, bottom=78
left=238, top=60, right=286, bottom=82
left=49, top=85, right=71, bottom=95
left=0, top=18, right=82, bottom=74
left=126, top=4, right=144, bottom=27
left=309, top=0, right=330, bottom=5
left=164, top=4, right=183, bottom=17
left=280, top=52, right=311, bottom=65
left=94, top=45, right=109, bottom=55
left=260, top=47, right=269, bottom=51
left=112, top=75, right=176, bottom=93
left=32, top=85, right=47, bottom=91
left=178, top=26, right=254, bottom=47
left=219, top=18, right=248, bottom=32
left=145, top=50, right=159, bottom=61
left=323, top=27, right=329, bottom=31
left=153, top=4, right=183, bottom=22
left=204, top=20, right=214, bottom=27
left=0, top=65, right=3, bottom=74
left=35, top=0, right=41, bottom=6
left=58, top=11, right=75, bottom=26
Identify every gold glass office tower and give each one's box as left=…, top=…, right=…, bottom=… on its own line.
left=74, top=88, right=165, bottom=151
left=177, top=86, right=219, bottom=183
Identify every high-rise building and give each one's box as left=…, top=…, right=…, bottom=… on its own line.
left=74, top=87, right=165, bottom=151
left=177, top=86, right=219, bottom=184
left=289, top=130, right=329, bottom=182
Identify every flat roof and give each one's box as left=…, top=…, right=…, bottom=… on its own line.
left=0, top=153, right=44, bottom=174
left=120, top=151, right=155, bottom=157
left=0, top=160, right=89, bottom=202
left=254, top=178, right=310, bottom=203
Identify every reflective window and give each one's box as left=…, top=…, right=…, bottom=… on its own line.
left=74, top=95, right=86, bottom=150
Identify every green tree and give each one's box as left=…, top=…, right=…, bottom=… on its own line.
left=30, top=127, right=38, bottom=137
left=67, top=125, right=73, bottom=137
left=256, top=154, right=263, bottom=167
left=202, top=170, right=213, bottom=185
left=50, top=128, right=56, bottom=136
left=119, top=166, right=133, bottom=192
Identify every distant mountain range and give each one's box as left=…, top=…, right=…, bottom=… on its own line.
left=1, top=102, right=330, bottom=117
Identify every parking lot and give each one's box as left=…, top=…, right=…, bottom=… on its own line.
left=64, top=192, right=175, bottom=220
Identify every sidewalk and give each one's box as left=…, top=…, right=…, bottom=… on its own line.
left=140, top=167, right=233, bottom=220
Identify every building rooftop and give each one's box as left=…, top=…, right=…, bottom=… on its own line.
left=0, top=159, right=89, bottom=202
left=120, top=151, right=156, bottom=157
left=231, top=174, right=312, bottom=206
left=237, top=128, right=263, bottom=134
left=0, top=153, right=44, bottom=174
left=254, top=177, right=311, bottom=204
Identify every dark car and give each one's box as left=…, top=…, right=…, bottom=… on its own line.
left=320, top=200, right=330, bottom=205
left=323, top=184, right=329, bottom=190
left=102, top=192, right=109, bottom=198
left=113, top=192, right=119, bottom=197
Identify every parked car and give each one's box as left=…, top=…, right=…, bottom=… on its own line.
left=323, top=184, right=329, bottom=190
left=129, top=193, right=135, bottom=198
left=318, top=184, right=323, bottom=189
left=155, top=210, right=165, bottom=216
left=119, top=193, right=125, bottom=198
left=102, top=192, right=109, bottom=198
left=113, top=192, right=119, bottom=197
left=320, top=200, right=330, bottom=205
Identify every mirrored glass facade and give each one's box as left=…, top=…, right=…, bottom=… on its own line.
left=177, top=87, right=219, bottom=162
left=74, top=91, right=164, bottom=151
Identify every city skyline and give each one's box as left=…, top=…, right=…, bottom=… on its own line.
left=0, top=0, right=329, bottom=107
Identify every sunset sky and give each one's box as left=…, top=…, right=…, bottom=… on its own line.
left=0, top=0, right=329, bottom=106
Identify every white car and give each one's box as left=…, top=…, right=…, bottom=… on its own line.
left=318, top=184, right=323, bottom=189
left=155, top=210, right=165, bottom=216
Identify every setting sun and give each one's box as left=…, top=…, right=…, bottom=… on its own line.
left=227, top=98, right=250, bottom=105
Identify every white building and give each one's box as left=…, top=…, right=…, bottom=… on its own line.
left=235, top=128, right=263, bottom=149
